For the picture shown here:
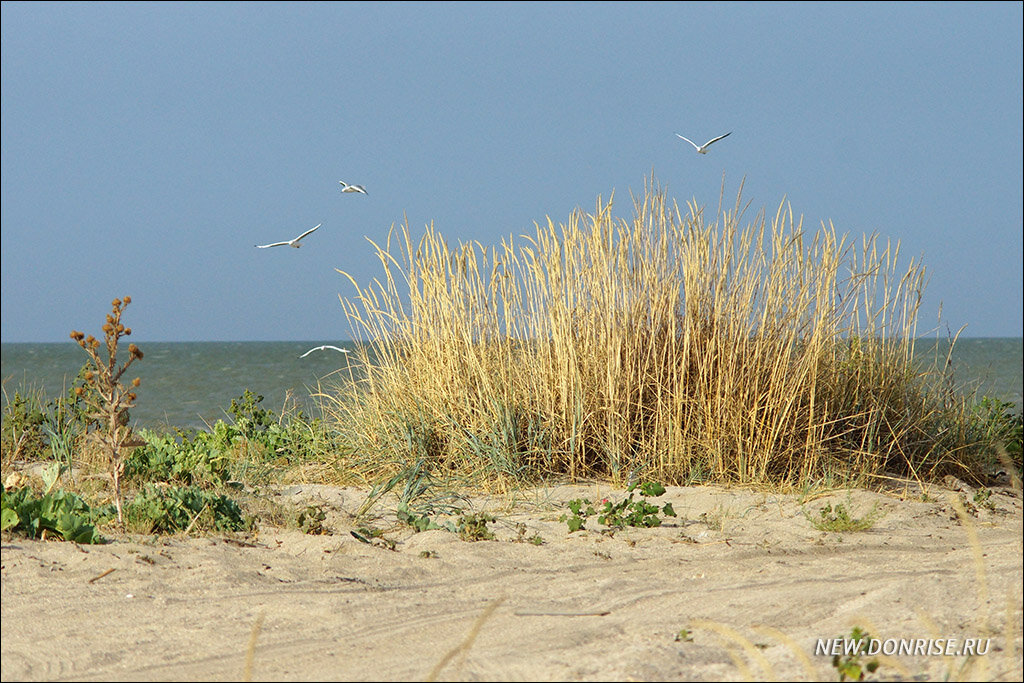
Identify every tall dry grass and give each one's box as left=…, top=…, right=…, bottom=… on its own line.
left=329, top=178, right=988, bottom=490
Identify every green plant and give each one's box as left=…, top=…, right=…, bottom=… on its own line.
left=228, top=389, right=277, bottom=435
left=560, top=481, right=677, bottom=532
left=396, top=502, right=444, bottom=532
left=124, top=390, right=326, bottom=490
left=806, top=501, right=884, bottom=532
left=125, top=483, right=250, bottom=534
left=454, top=512, right=495, bottom=541
left=513, top=522, right=544, bottom=545
left=674, top=628, right=694, bottom=643
left=971, top=397, right=1023, bottom=471
left=126, top=428, right=233, bottom=488
left=561, top=498, right=596, bottom=533
left=831, top=626, right=881, bottom=681
left=358, top=456, right=465, bottom=519
left=971, top=487, right=997, bottom=512
left=0, top=386, right=48, bottom=462
left=70, top=296, right=144, bottom=526
left=350, top=526, right=396, bottom=550
left=1, top=464, right=104, bottom=544
left=1, top=365, right=101, bottom=468
left=295, top=504, right=327, bottom=534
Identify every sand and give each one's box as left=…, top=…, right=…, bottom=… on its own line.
left=2, top=480, right=1021, bottom=681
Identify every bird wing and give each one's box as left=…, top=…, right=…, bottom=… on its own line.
left=675, top=134, right=701, bottom=151
left=256, top=241, right=289, bottom=248
left=299, top=344, right=348, bottom=358
left=292, top=223, right=322, bottom=243
left=703, top=132, right=732, bottom=147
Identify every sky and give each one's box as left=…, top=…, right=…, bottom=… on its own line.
left=2, top=1, right=1022, bottom=343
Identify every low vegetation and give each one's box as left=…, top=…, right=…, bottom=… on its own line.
left=561, top=481, right=677, bottom=532
left=805, top=500, right=885, bottom=532
left=1, top=178, right=1021, bottom=543
left=831, top=626, right=882, bottom=681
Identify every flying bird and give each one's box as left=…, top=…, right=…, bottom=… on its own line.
left=299, top=345, right=349, bottom=358
left=255, top=223, right=322, bottom=249
left=339, top=181, right=368, bottom=195
left=675, top=131, right=732, bottom=154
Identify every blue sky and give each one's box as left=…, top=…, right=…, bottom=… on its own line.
left=2, top=1, right=1022, bottom=342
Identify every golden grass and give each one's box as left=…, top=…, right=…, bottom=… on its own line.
left=327, top=177, right=993, bottom=491
left=426, top=596, right=506, bottom=681
left=242, top=611, right=264, bottom=682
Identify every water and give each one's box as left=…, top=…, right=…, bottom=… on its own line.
left=2, top=338, right=1021, bottom=430
left=1, top=341, right=358, bottom=430
left=912, top=337, right=1022, bottom=408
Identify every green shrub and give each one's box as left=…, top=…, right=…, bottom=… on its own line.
left=806, top=501, right=884, bottom=532
left=125, top=390, right=324, bottom=489
left=831, top=626, right=881, bottom=680
left=126, top=483, right=250, bottom=534
left=0, top=389, right=49, bottom=461
left=1, top=486, right=104, bottom=544
left=126, top=428, right=233, bottom=487
left=561, top=481, right=677, bottom=532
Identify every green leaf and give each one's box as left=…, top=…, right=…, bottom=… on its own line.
left=41, top=462, right=64, bottom=494
left=1, top=507, right=19, bottom=532
left=639, top=482, right=666, bottom=497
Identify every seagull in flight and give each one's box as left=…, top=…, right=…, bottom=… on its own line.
left=299, top=344, right=349, bottom=358
left=675, top=131, right=732, bottom=154
left=255, top=223, right=322, bottom=249
left=339, top=181, right=368, bottom=195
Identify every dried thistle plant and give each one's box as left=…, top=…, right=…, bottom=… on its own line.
left=70, top=296, right=144, bottom=526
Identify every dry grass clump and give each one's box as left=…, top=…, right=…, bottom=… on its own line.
left=328, top=178, right=990, bottom=490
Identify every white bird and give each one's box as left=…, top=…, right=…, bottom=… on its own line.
left=675, top=131, right=732, bottom=154
left=299, top=345, right=349, bottom=358
left=255, top=223, right=322, bottom=249
left=339, top=181, right=368, bottom=195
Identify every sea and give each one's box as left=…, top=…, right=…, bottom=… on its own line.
left=2, top=338, right=1022, bottom=430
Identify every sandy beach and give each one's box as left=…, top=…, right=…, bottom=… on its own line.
left=2, top=481, right=1021, bottom=681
